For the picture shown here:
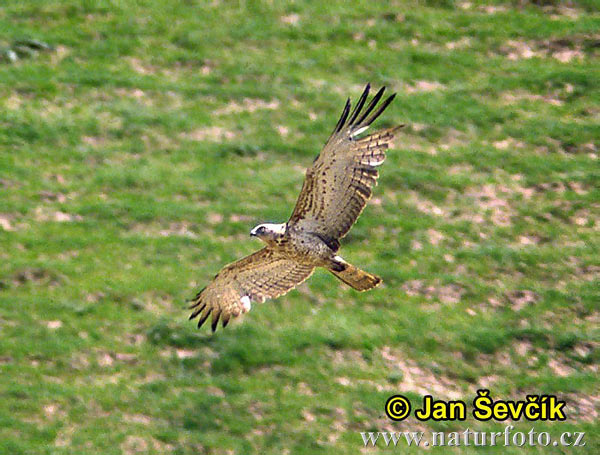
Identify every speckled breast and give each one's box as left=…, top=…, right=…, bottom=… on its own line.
left=280, top=228, right=333, bottom=266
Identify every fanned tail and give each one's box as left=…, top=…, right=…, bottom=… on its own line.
left=328, top=261, right=381, bottom=291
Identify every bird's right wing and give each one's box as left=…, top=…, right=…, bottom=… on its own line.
left=189, top=248, right=314, bottom=331
left=288, top=84, right=402, bottom=244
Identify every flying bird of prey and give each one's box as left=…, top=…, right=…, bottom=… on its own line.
left=190, top=84, right=402, bottom=331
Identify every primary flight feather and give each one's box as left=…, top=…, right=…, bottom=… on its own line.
left=190, top=84, right=402, bottom=331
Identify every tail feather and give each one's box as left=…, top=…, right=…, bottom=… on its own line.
left=328, top=261, right=381, bottom=291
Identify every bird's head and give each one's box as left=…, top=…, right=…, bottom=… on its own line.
left=250, top=223, right=286, bottom=244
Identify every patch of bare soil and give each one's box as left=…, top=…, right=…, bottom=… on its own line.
left=445, top=37, right=472, bottom=50
left=121, top=435, right=174, bottom=454
left=297, top=382, right=314, bottom=396
left=326, top=407, right=348, bottom=443
left=0, top=214, right=14, bottom=231
left=127, top=57, right=157, bottom=75
left=498, top=34, right=599, bottom=63
left=45, top=320, right=63, bottom=330
left=403, top=279, right=465, bottom=304
left=34, top=207, right=83, bottom=223
left=562, top=141, right=598, bottom=156
left=438, top=128, right=469, bottom=151
left=131, top=292, right=174, bottom=316
left=38, top=191, right=69, bottom=203
left=504, top=289, right=540, bottom=311
left=402, top=80, right=445, bottom=94
left=381, top=346, right=463, bottom=400
left=517, top=234, right=544, bottom=246
left=175, top=349, right=196, bottom=359
left=564, top=393, right=600, bottom=423
left=500, top=90, right=563, bottom=106
left=407, top=191, right=449, bottom=217
left=496, top=340, right=598, bottom=420
left=478, top=5, right=507, bottom=13
left=229, top=213, right=252, bottom=223
left=398, top=173, right=586, bottom=236
left=571, top=207, right=598, bottom=228
left=280, top=13, right=300, bottom=25
left=114, top=87, right=154, bottom=107
left=427, top=228, right=445, bottom=246
left=465, top=184, right=514, bottom=227
left=13, top=268, right=61, bottom=287
left=492, top=137, right=526, bottom=150
left=130, top=221, right=200, bottom=238
left=180, top=126, right=235, bottom=142
left=215, top=98, right=280, bottom=115
left=480, top=338, right=597, bottom=381
left=567, top=256, right=600, bottom=282
left=328, top=349, right=369, bottom=369
left=123, top=414, right=152, bottom=425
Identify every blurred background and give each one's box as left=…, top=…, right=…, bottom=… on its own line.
left=0, top=1, right=598, bottom=453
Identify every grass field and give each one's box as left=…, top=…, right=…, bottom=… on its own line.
left=1, top=1, right=598, bottom=453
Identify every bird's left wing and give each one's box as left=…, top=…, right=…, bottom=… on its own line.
left=189, top=248, right=314, bottom=331
left=288, top=84, right=402, bottom=245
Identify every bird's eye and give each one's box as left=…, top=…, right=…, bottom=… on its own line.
left=259, top=227, right=266, bottom=233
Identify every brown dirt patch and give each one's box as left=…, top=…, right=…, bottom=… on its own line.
left=407, top=191, right=448, bottom=217
left=0, top=214, right=14, bottom=231
left=280, top=13, right=300, bottom=25
left=402, top=80, right=445, bottom=94
left=445, top=37, right=471, bottom=50
left=328, top=349, right=369, bottom=369
left=38, top=191, right=69, bottom=203
left=130, top=221, right=200, bottom=238
left=504, top=289, right=540, bottom=311
left=13, top=268, right=61, bottom=287
left=465, top=183, right=514, bottom=226
left=34, top=207, right=83, bottom=223
left=564, top=393, right=599, bottom=423
left=381, top=346, right=463, bottom=399
left=500, top=90, right=563, bottom=106
left=121, top=435, right=174, bottom=454
left=498, top=35, right=598, bottom=63
left=127, top=57, right=157, bottom=75
left=45, top=320, right=63, bottom=330
left=215, top=98, right=280, bottom=115
left=181, top=126, right=235, bottom=142
left=403, top=279, right=465, bottom=304
left=492, top=138, right=525, bottom=150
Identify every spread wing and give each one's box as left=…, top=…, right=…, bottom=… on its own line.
left=189, top=248, right=314, bottom=331
left=288, top=84, right=402, bottom=245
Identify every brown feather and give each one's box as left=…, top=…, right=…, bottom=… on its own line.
left=288, top=124, right=402, bottom=240
left=190, top=85, right=400, bottom=332
left=288, top=84, right=402, bottom=239
left=189, top=248, right=314, bottom=332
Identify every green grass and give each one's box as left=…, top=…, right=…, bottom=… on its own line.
left=0, top=1, right=598, bottom=454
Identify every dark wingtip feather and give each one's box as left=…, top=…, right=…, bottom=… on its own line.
left=390, top=123, right=405, bottom=135
left=196, top=309, right=211, bottom=329
left=328, top=85, right=397, bottom=141
left=222, top=314, right=231, bottom=328
left=362, top=93, right=396, bottom=127
left=187, top=286, right=206, bottom=306
left=211, top=310, right=221, bottom=332
left=189, top=303, right=206, bottom=320
left=334, top=98, right=352, bottom=133
left=354, top=86, right=386, bottom=126
left=347, top=83, right=371, bottom=125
